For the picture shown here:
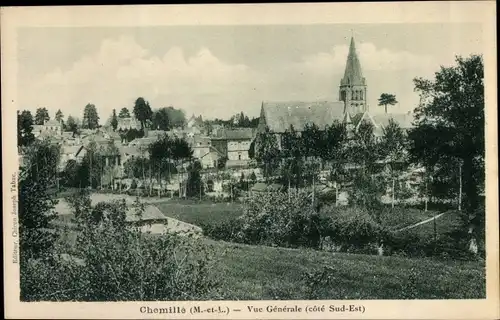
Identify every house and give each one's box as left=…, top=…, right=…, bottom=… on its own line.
left=33, top=119, right=64, bottom=138
left=186, top=114, right=203, bottom=129
left=117, top=116, right=141, bottom=131
left=59, top=145, right=86, bottom=170
left=187, top=135, right=224, bottom=168
left=211, top=128, right=255, bottom=167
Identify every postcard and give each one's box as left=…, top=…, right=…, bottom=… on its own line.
left=2, top=2, right=498, bottom=319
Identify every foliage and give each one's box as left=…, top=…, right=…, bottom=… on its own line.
left=320, top=206, right=386, bottom=251
left=164, top=106, right=186, bottom=128
left=409, top=54, right=484, bottom=238
left=82, top=103, right=100, bottom=129
left=118, top=107, right=131, bottom=118
left=133, top=97, right=153, bottom=130
left=21, top=193, right=219, bottom=301
left=378, top=93, right=398, bottom=113
left=348, top=120, right=381, bottom=174
left=18, top=110, right=35, bottom=147
left=110, top=109, right=118, bottom=131
left=34, top=107, right=50, bottom=125
left=19, top=140, right=60, bottom=261
left=237, top=191, right=321, bottom=249
left=255, top=126, right=280, bottom=180
left=349, top=172, right=385, bottom=216
left=152, top=107, right=171, bottom=130
left=186, top=161, right=204, bottom=198
left=55, top=109, right=64, bottom=122
left=65, top=115, right=78, bottom=133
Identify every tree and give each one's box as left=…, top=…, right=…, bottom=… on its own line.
left=380, top=119, right=408, bottom=208
left=55, top=109, right=64, bottom=122
left=255, top=127, right=280, bottom=181
left=19, top=140, right=60, bottom=261
left=349, top=120, right=381, bottom=174
left=82, top=103, right=100, bottom=129
left=165, top=106, right=186, bottom=128
left=18, top=110, right=35, bottom=147
left=409, top=55, right=484, bottom=253
left=324, top=121, right=348, bottom=206
left=110, top=109, right=118, bottom=132
left=378, top=93, right=398, bottom=114
left=186, top=161, right=204, bottom=198
left=66, top=116, right=78, bottom=133
left=118, top=107, right=131, bottom=118
left=152, top=108, right=170, bottom=131
left=133, top=97, right=153, bottom=130
left=34, top=107, right=50, bottom=125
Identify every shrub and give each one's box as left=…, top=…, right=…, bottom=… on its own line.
left=200, top=218, right=243, bottom=242
left=21, top=193, right=219, bottom=301
left=237, top=190, right=321, bottom=249
left=320, top=206, right=386, bottom=253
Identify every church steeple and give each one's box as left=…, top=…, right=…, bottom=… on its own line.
left=341, top=37, right=365, bottom=86
left=339, top=36, right=367, bottom=115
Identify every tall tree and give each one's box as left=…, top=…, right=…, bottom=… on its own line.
left=34, top=107, right=50, bottom=125
left=82, top=103, right=100, bottom=129
left=378, top=93, right=398, bottom=114
left=409, top=55, right=484, bottom=252
left=118, top=107, right=131, bottom=118
left=152, top=108, right=171, bottom=131
left=110, top=109, right=118, bottom=132
left=18, top=110, right=35, bottom=147
left=55, top=109, right=64, bottom=123
left=255, top=126, right=280, bottom=181
left=19, top=140, right=60, bottom=261
left=380, top=118, right=408, bottom=208
left=349, top=120, right=381, bottom=174
left=133, top=97, right=153, bottom=130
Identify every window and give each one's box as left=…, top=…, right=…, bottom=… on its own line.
left=238, top=153, right=241, bottom=160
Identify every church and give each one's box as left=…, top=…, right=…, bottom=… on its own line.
left=257, top=36, right=413, bottom=145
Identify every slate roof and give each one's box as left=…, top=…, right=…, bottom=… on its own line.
left=372, top=113, right=415, bottom=129
left=124, top=205, right=168, bottom=222
left=261, top=101, right=345, bottom=133
left=212, top=128, right=255, bottom=140
left=44, top=119, right=63, bottom=126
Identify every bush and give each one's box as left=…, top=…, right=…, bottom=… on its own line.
left=320, top=206, right=386, bottom=253
left=237, top=191, right=321, bottom=249
left=200, top=218, right=243, bottom=242
left=20, top=194, right=219, bottom=301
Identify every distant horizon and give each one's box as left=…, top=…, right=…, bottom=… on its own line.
left=17, top=24, right=483, bottom=123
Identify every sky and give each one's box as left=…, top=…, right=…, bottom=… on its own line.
left=17, top=23, right=483, bottom=122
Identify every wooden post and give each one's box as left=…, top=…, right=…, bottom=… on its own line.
left=458, top=161, right=462, bottom=211
left=433, top=213, right=437, bottom=242
left=392, top=177, right=395, bottom=209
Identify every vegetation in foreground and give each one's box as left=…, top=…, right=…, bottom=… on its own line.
left=205, top=239, right=485, bottom=300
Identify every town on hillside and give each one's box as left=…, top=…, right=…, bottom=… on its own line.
left=16, top=33, right=487, bottom=302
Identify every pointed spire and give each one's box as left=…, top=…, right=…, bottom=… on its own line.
left=341, top=36, right=364, bottom=86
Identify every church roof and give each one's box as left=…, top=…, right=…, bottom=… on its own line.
left=341, top=37, right=365, bottom=86
left=372, top=113, right=415, bottom=129
left=261, top=101, right=345, bottom=133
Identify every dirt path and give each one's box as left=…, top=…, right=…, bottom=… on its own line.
left=395, top=212, right=447, bottom=232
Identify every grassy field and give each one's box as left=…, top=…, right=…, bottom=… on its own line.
left=53, top=225, right=485, bottom=300
left=201, top=239, right=485, bottom=300
left=155, top=201, right=243, bottom=227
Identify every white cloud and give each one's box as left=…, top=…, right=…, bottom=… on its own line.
left=295, top=42, right=437, bottom=76
left=22, top=37, right=443, bottom=120
left=25, top=35, right=257, bottom=120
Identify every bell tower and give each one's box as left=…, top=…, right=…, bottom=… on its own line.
left=339, top=36, right=367, bottom=115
